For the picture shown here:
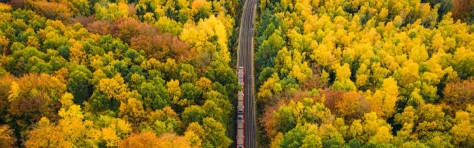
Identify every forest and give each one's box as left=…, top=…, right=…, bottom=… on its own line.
left=0, top=0, right=242, bottom=147
left=254, top=0, right=474, bottom=147
left=0, top=0, right=474, bottom=147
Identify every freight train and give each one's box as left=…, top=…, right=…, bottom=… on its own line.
left=236, top=67, right=245, bottom=148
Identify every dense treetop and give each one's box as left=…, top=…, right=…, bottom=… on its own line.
left=1, top=0, right=474, bottom=147
left=255, top=0, right=474, bottom=147
left=0, top=0, right=241, bottom=147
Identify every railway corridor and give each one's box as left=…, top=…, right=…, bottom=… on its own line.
left=236, top=0, right=258, bottom=147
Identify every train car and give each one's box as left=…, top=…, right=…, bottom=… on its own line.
left=236, top=95, right=245, bottom=148
left=238, top=67, right=244, bottom=86
left=237, top=66, right=245, bottom=115
left=236, top=114, right=245, bottom=148
left=236, top=66, right=245, bottom=148
left=237, top=92, right=244, bottom=115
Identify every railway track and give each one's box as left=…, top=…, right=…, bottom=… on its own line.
left=236, top=0, right=258, bottom=147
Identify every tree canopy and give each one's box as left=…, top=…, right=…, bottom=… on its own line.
left=0, top=0, right=241, bottom=146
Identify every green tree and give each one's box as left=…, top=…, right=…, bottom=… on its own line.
left=70, top=0, right=91, bottom=16
left=181, top=83, right=202, bottom=104
left=6, top=47, right=48, bottom=76
left=67, top=65, right=93, bottom=104
left=255, top=29, right=285, bottom=71
left=181, top=105, right=206, bottom=125
left=202, top=117, right=232, bottom=148
left=280, top=126, right=307, bottom=148
left=178, top=63, right=198, bottom=83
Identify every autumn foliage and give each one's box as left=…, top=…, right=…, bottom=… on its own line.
left=0, top=125, right=16, bottom=148
left=452, top=0, right=474, bottom=23
left=130, top=33, right=188, bottom=61
left=442, top=79, right=474, bottom=110
left=0, top=0, right=239, bottom=147
left=256, top=0, right=474, bottom=147
left=324, top=90, right=370, bottom=122
left=1, top=0, right=474, bottom=147
left=120, top=132, right=193, bottom=148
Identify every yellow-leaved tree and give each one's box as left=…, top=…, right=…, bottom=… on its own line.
left=97, top=74, right=129, bottom=102
left=369, top=77, right=399, bottom=118
left=257, top=73, right=282, bottom=103
left=119, top=98, right=145, bottom=127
